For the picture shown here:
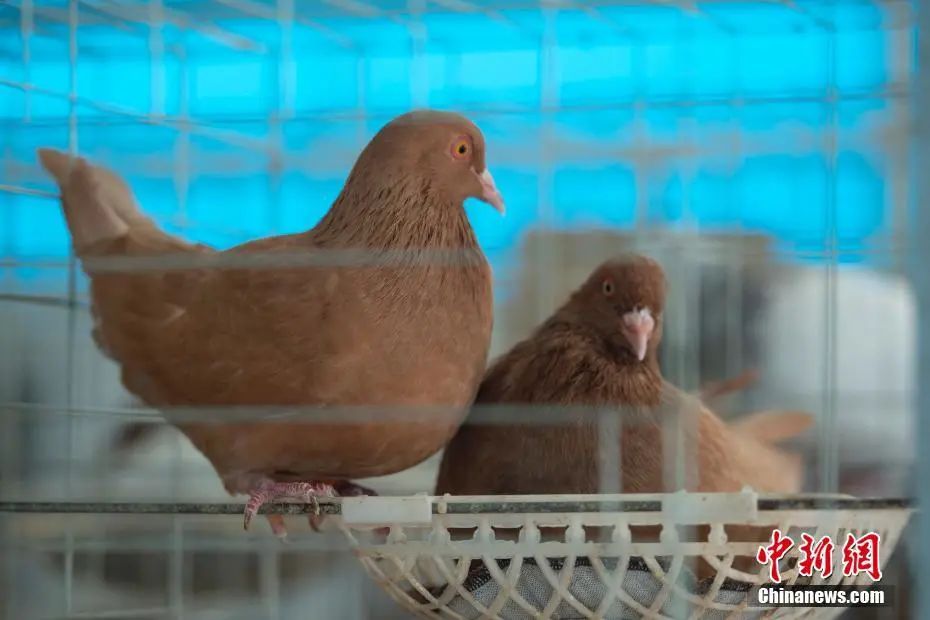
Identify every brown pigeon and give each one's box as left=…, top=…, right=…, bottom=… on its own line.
left=435, top=254, right=811, bottom=498
left=39, top=110, right=503, bottom=536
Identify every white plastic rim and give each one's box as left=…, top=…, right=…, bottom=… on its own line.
left=332, top=492, right=912, bottom=620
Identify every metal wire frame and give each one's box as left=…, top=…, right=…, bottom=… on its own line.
left=0, top=494, right=915, bottom=517
left=1, top=529, right=354, bottom=555
left=2, top=0, right=914, bottom=209
left=0, top=102, right=911, bottom=206
left=911, top=3, right=930, bottom=620
left=0, top=2, right=919, bottom=619
left=0, top=0, right=914, bottom=171
left=0, top=494, right=912, bottom=619
left=0, top=388, right=914, bottom=428
left=0, top=0, right=916, bottom=29
left=0, top=86, right=909, bottom=182
left=4, top=0, right=267, bottom=53
left=3, top=0, right=912, bottom=263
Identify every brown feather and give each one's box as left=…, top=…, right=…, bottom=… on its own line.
left=698, top=368, right=759, bottom=403
left=434, top=254, right=808, bottom=579
left=728, top=409, right=814, bottom=444
left=39, top=110, right=496, bottom=494
left=436, top=254, right=807, bottom=497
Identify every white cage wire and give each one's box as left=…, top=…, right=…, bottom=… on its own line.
left=0, top=1, right=923, bottom=619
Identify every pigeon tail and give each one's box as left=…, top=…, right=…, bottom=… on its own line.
left=729, top=409, right=814, bottom=445
left=37, top=148, right=189, bottom=257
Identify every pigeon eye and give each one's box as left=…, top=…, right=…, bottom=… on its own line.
left=601, top=279, right=614, bottom=296
left=451, top=138, right=470, bottom=159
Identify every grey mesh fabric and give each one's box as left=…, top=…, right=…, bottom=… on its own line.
left=440, top=557, right=766, bottom=619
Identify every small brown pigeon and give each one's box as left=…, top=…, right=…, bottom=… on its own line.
left=39, top=110, right=503, bottom=536
left=435, top=254, right=811, bottom=498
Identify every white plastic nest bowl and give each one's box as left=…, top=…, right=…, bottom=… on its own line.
left=332, top=491, right=912, bottom=620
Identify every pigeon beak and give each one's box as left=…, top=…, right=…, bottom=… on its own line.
left=622, top=309, right=655, bottom=362
left=475, top=168, right=505, bottom=214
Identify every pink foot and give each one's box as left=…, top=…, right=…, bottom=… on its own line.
left=266, top=514, right=288, bottom=539
left=243, top=480, right=336, bottom=533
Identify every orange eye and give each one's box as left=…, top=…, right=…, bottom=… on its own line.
left=451, top=138, right=470, bottom=159
left=602, top=280, right=614, bottom=296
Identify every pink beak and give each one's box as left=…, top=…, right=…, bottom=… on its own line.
left=622, top=308, right=655, bottom=362
left=476, top=168, right=505, bottom=214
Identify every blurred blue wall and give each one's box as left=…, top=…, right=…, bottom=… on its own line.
left=0, top=1, right=902, bottom=274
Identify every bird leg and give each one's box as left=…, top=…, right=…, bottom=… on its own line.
left=243, top=480, right=336, bottom=535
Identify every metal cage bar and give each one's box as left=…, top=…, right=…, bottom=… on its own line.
left=0, top=1, right=919, bottom=618
left=911, top=2, right=930, bottom=619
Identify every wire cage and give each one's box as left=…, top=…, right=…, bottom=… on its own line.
left=0, top=1, right=923, bottom=619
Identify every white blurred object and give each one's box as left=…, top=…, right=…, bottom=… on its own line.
left=758, top=265, right=915, bottom=472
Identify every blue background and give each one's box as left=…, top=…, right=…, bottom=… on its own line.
left=0, top=1, right=904, bottom=280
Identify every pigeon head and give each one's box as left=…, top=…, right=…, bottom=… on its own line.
left=358, top=110, right=505, bottom=214
left=568, top=254, right=667, bottom=364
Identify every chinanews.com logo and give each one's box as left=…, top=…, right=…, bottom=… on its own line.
left=752, top=529, right=892, bottom=608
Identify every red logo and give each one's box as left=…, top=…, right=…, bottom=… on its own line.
left=756, top=530, right=883, bottom=583
left=842, top=532, right=882, bottom=581
left=798, top=533, right=835, bottom=579
left=756, top=529, right=794, bottom=583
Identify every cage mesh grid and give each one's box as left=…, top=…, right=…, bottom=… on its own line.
left=0, top=0, right=919, bottom=619
left=0, top=494, right=913, bottom=618
left=914, top=3, right=930, bottom=620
